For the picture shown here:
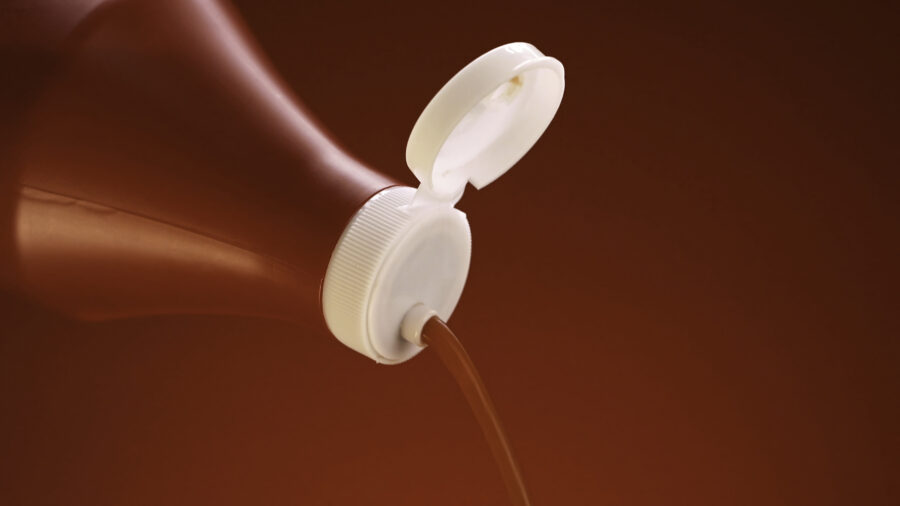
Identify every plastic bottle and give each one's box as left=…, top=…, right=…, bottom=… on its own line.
left=2, top=0, right=564, bottom=363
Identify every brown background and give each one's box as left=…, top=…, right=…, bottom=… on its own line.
left=2, top=1, right=898, bottom=505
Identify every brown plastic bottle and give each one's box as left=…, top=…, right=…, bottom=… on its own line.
left=2, top=0, right=564, bottom=364
left=2, top=2, right=565, bottom=505
left=3, top=0, right=394, bottom=327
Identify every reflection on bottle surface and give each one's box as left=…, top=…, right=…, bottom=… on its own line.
left=8, top=0, right=395, bottom=325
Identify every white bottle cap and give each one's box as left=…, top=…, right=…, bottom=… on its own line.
left=407, top=42, right=565, bottom=204
left=322, top=42, right=565, bottom=363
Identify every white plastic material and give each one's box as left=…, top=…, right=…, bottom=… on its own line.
left=321, top=187, right=470, bottom=363
left=400, top=303, right=438, bottom=347
left=321, top=42, right=565, bottom=363
left=407, top=42, right=565, bottom=203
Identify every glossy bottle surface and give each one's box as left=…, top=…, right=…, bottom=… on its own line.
left=3, top=0, right=396, bottom=325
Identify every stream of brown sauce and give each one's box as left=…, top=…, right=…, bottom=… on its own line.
left=422, top=316, right=531, bottom=506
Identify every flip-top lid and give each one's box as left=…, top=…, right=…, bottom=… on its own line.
left=406, top=42, right=565, bottom=202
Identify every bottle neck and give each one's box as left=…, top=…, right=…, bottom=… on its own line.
left=8, top=0, right=396, bottom=327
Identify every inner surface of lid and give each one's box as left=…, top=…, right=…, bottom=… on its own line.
left=406, top=42, right=565, bottom=201
left=431, top=63, right=564, bottom=194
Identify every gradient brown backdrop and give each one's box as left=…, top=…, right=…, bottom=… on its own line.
left=1, top=1, right=898, bottom=505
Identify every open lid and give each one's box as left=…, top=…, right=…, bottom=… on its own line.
left=406, top=42, right=565, bottom=204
